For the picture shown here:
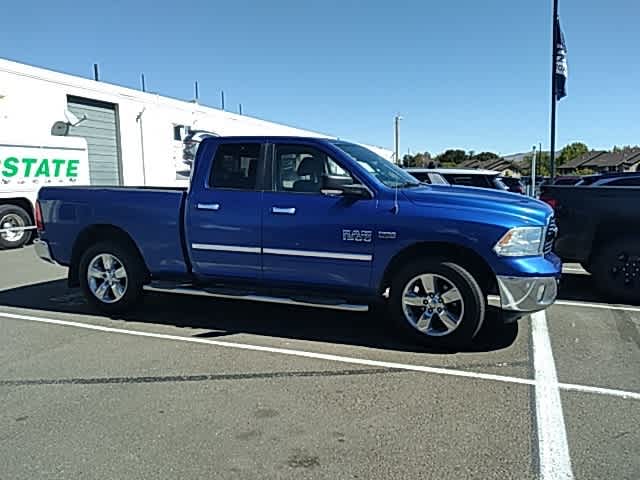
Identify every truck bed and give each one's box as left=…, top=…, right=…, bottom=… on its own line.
left=541, top=185, right=640, bottom=262
left=38, top=186, right=189, bottom=277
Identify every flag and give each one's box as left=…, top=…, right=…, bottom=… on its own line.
left=554, top=16, right=568, bottom=100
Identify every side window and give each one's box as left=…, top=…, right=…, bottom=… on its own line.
left=409, top=172, right=430, bottom=183
left=274, top=144, right=353, bottom=193
left=607, top=177, right=640, bottom=186
left=209, top=143, right=261, bottom=190
left=447, top=175, right=488, bottom=187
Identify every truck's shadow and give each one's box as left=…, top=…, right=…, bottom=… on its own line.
left=0, top=279, right=520, bottom=354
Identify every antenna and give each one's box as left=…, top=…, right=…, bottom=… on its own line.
left=194, top=81, right=199, bottom=103
left=221, top=90, right=225, bottom=110
left=393, top=183, right=399, bottom=214
left=141, top=73, right=146, bottom=92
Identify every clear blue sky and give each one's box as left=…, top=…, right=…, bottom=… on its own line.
left=2, top=0, right=639, bottom=155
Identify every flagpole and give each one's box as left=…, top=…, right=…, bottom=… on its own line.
left=549, top=0, right=559, bottom=180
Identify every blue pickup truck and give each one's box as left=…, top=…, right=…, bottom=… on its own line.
left=34, top=136, right=560, bottom=348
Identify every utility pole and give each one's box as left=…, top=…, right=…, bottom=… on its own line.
left=549, top=0, right=559, bottom=180
left=394, top=115, right=402, bottom=165
left=531, top=145, right=537, bottom=197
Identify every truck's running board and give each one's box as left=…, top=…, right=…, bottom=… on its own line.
left=143, top=286, right=369, bottom=312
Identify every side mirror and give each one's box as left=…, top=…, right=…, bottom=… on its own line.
left=51, top=121, right=69, bottom=136
left=321, top=175, right=371, bottom=199
left=341, top=184, right=372, bottom=199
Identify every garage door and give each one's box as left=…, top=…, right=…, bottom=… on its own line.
left=67, top=96, right=121, bottom=185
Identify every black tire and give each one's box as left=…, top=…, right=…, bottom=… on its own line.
left=389, top=258, right=485, bottom=349
left=0, top=204, right=32, bottom=250
left=79, top=241, right=145, bottom=314
left=591, top=236, right=640, bottom=303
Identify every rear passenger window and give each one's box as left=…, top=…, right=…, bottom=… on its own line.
left=607, top=177, right=640, bottom=186
left=446, top=175, right=489, bottom=188
left=209, top=143, right=261, bottom=190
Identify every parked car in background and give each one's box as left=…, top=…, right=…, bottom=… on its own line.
left=575, top=172, right=640, bottom=186
left=402, top=169, right=448, bottom=185
left=36, top=136, right=560, bottom=349
left=552, top=176, right=581, bottom=185
left=540, top=183, right=640, bottom=302
left=499, top=176, right=525, bottom=194
left=406, top=168, right=514, bottom=192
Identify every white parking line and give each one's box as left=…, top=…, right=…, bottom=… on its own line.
left=531, top=310, right=574, bottom=480
left=0, top=310, right=639, bottom=402
left=554, top=299, right=640, bottom=313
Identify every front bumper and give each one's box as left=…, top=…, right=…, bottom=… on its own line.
left=34, top=239, right=57, bottom=265
left=491, top=275, right=558, bottom=312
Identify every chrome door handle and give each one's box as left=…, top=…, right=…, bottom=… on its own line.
left=197, top=203, right=220, bottom=211
left=272, top=207, right=296, bottom=215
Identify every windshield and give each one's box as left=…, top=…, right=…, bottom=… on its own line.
left=332, top=141, right=420, bottom=188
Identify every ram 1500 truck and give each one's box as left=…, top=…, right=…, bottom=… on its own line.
left=35, top=136, right=560, bottom=348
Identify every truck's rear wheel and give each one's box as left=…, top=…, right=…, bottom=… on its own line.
left=0, top=205, right=32, bottom=250
left=389, top=258, right=485, bottom=349
left=591, top=236, right=640, bottom=303
left=79, top=241, right=145, bottom=314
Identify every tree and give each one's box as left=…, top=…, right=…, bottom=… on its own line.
left=520, top=152, right=551, bottom=177
left=575, top=167, right=595, bottom=176
left=471, top=152, right=500, bottom=163
left=557, top=142, right=589, bottom=165
left=435, top=149, right=467, bottom=165
left=402, top=151, right=432, bottom=168
left=613, top=145, right=640, bottom=153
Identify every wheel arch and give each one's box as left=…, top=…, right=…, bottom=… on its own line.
left=379, top=241, right=497, bottom=297
left=0, top=198, right=35, bottom=222
left=69, top=224, right=150, bottom=287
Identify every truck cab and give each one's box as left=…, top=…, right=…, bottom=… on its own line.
left=36, top=136, right=561, bottom=348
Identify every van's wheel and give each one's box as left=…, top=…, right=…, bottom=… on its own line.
left=591, top=236, right=640, bottom=303
left=0, top=205, right=32, bottom=250
left=79, top=241, right=145, bottom=314
left=389, top=258, right=485, bottom=349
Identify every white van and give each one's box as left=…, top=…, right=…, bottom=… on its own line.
left=0, top=136, right=89, bottom=249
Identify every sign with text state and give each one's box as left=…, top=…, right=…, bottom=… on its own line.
left=0, top=144, right=90, bottom=189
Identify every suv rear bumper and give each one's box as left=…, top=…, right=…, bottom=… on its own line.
left=490, top=275, right=558, bottom=313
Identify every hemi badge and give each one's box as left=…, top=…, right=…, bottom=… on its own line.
left=378, top=231, right=397, bottom=240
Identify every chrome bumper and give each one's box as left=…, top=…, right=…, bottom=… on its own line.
left=490, top=275, right=558, bottom=312
left=34, top=239, right=57, bottom=265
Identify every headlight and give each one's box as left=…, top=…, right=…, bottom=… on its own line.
left=493, top=227, right=544, bottom=257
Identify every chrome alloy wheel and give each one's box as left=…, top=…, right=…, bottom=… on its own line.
left=87, top=253, right=128, bottom=304
left=401, top=273, right=464, bottom=337
left=1, top=213, right=25, bottom=243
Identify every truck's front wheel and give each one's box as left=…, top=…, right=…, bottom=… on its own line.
left=389, top=259, right=485, bottom=349
left=79, top=241, right=145, bottom=314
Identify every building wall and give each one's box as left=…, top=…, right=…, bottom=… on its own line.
left=0, top=59, right=391, bottom=188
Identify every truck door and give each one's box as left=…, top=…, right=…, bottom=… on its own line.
left=185, top=141, right=264, bottom=281
left=261, top=142, right=377, bottom=295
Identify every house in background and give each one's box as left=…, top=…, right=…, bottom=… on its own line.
left=458, top=157, right=521, bottom=177
left=556, top=151, right=605, bottom=175
left=581, top=149, right=640, bottom=173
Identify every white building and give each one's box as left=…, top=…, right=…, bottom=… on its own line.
left=0, top=58, right=391, bottom=248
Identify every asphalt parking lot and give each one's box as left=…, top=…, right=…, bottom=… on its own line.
left=1, top=247, right=638, bottom=479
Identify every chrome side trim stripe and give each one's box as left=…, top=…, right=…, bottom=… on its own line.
left=191, top=243, right=261, bottom=254
left=191, top=244, right=373, bottom=262
left=263, top=248, right=372, bottom=262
